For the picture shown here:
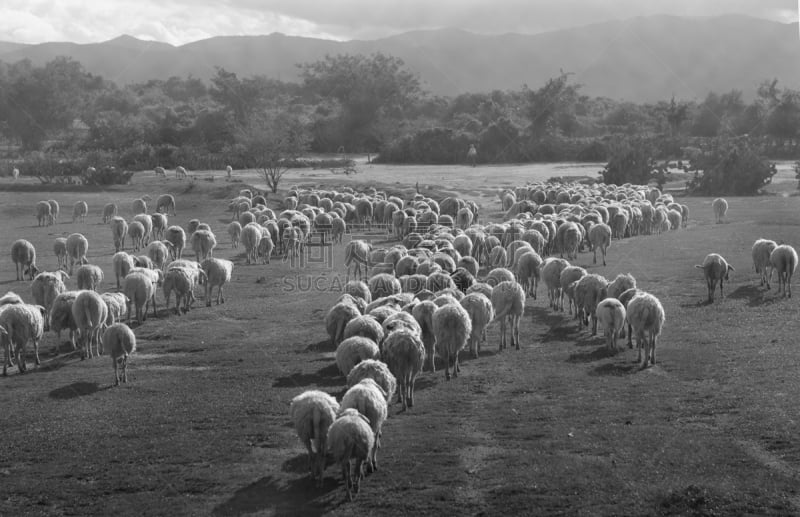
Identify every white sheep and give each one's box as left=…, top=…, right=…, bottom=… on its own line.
left=190, top=229, right=217, bottom=263
left=133, top=214, right=153, bottom=246
left=541, top=257, right=569, bottom=310
left=226, top=165, right=233, bottom=178
left=53, top=238, right=68, bottom=270
left=154, top=166, right=166, bottom=177
left=257, top=229, right=274, bottom=264
left=71, top=290, right=108, bottom=359
left=327, top=408, right=375, bottom=501
left=695, top=253, right=734, bottom=303
left=381, top=309, right=421, bottom=338
left=146, top=240, right=173, bottom=271
left=607, top=273, right=636, bottom=300
left=112, top=252, right=135, bottom=290
left=123, top=271, right=158, bottom=325
left=343, top=315, right=384, bottom=345
left=31, top=271, right=67, bottom=321
left=240, top=223, right=262, bottom=265
left=11, top=239, right=39, bottom=281
left=72, top=201, right=88, bottom=223
left=47, top=199, right=59, bottom=224
left=752, top=238, right=778, bottom=289
left=339, top=378, right=388, bottom=473
left=574, top=273, right=608, bottom=334
left=101, top=292, right=128, bottom=326
left=66, top=233, right=89, bottom=276
left=132, top=198, right=147, bottom=215
left=49, top=291, right=79, bottom=353
left=35, top=200, right=52, bottom=227
left=102, top=203, right=118, bottom=224
left=227, top=221, right=242, bottom=249
left=596, top=298, right=626, bottom=351
left=151, top=213, right=168, bottom=241
left=331, top=218, right=346, bottom=245
left=127, top=221, right=145, bottom=252
left=559, top=266, right=587, bottom=314
left=201, top=258, right=233, bottom=306
left=432, top=302, right=472, bottom=380
left=346, top=359, right=397, bottom=404
left=712, top=197, right=728, bottom=224
left=336, top=336, right=381, bottom=377
left=382, top=328, right=426, bottom=410
left=110, top=216, right=128, bottom=252
left=155, top=194, right=176, bottom=216
left=175, top=165, right=187, bottom=179
left=12, top=167, right=19, bottom=180
left=102, top=323, right=136, bottom=386
left=369, top=273, right=401, bottom=300
left=164, top=226, right=186, bottom=259
left=491, top=280, right=525, bottom=351
left=326, top=299, right=363, bottom=347
left=75, top=264, right=104, bottom=291
left=345, top=240, right=371, bottom=281
left=163, top=266, right=203, bottom=314
left=289, top=390, right=340, bottom=487
left=626, top=292, right=665, bottom=368
left=770, top=244, right=798, bottom=298
left=0, top=303, right=46, bottom=375
left=459, top=292, right=494, bottom=358
left=411, top=299, right=437, bottom=371
left=588, top=223, right=612, bottom=266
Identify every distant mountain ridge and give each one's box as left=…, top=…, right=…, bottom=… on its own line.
left=1, top=14, right=798, bottom=102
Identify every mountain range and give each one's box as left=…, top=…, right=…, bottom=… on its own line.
left=0, top=14, right=798, bottom=102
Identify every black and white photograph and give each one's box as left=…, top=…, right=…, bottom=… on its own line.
left=1, top=1, right=800, bottom=515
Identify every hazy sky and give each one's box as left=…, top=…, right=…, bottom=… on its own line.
left=2, top=0, right=797, bottom=45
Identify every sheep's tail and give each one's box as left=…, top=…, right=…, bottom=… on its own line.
left=310, top=406, right=322, bottom=454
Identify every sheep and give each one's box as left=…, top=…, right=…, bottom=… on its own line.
left=558, top=221, right=582, bottom=260
left=326, top=298, right=363, bottom=347
left=227, top=222, right=242, bottom=248
left=381, top=310, right=422, bottom=339
left=574, top=274, right=608, bottom=334
left=175, top=165, right=187, bottom=179
left=49, top=291, right=79, bottom=353
left=432, top=302, right=472, bottom=380
left=559, top=266, right=587, bottom=314
left=154, top=166, right=166, bottom=177
left=607, top=273, right=636, bottom=300
left=12, top=167, right=19, bottom=180
left=110, top=216, right=128, bottom=252
left=53, top=238, right=68, bottom=269
left=339, top=378, right=388, bottom=473
left=345, top=240, right=371, bottom=281
left=72, top=201, right=88, bottom=223
left=411, top=300, right=437, bottom=371
left=71, top=290, right=108, bottom=359
left=541, top=257, right=569, bottom=310
left=368, top=273, right=401, bottom=300
left=695, top=253, right=734, bottom=303
left=101, top=292, right=128, bottom=326
left=31, top=271, right=67, bottom=321
left=0, top=303, right=46, bottom=375
left=47, top=199, right=59, bottom=224
left=190, top=229, right=217, bottom=263
left=626, top=292, right=665, bottom=368
left=588, top=223, right=612, bottom=266
left=130, top=198, right=147, bottom=216
left=102, top=203, right=118, bottom=223
left=347, top=359, right=397, bottom=405
left=123, top=271, right=158, bottom=325
left=102, top=323, right=136, bottom=385
left=752, top=239, right=778, bottom=289
left=289, top=390, right=340, bottom=487
left=112, top=252, right=135, bottom=290
left=770, top=244, right=798, bottom=298
left=133, top=214, right=153, bottom=246
left=75, top=264, right=104, bottom=291
left=331, top=218, right=346, bottom=245
left=596, top=298, right=626, bottom=351
left=327, top=408, right=375, bottom=501
left=486, top=267, right=515, bottom=288
left=460, top=292, right=494, bottom=358
left=382, top=328, right=425, bottom=410
left=163, top=266, right=203, bottom=314
left=151, top=213, right=168, bottom=241
left=164, top=226, right=186, bottom=259
left=11, top=239, right=39, bottom=281
left=344, top=280, right=371, bottom=305
left=712, top=197, right=728, bottom=223
left=226, top=165, right=233, bottom=178
left=491, top=280, right=525, bottom=351
left=201, top=258, right=233, bottom=306
left=126, top=221, right=147, bottom=254
left=617, top=288, right=644, bottom=348
left=156, top=194, right=176, bottom=216
left=64, top=233, right=89, bottom=276
left=343, top=315, right=384, bottom=345
left=240, top=223, right=262, bottom=264
left=35, top=200, right=52, bottom=227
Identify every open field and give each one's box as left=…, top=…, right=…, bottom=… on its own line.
left=1, top=163, right=800, bottom=516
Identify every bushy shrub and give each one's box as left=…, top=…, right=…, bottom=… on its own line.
left=80, top=165, right=134, bottom=186
left=686, top=138, right=777, bottom=195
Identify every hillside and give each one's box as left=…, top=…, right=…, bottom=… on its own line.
left=0, top=14, right=798, bottom=101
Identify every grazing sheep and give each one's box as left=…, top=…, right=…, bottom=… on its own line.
left=146, top=240, right=174, bottom=271
left=290, top=390, right=340, bottom=487
left=71, top=290, right=108, bottom=359
left=47, top=199, right=59, bottom=224
left=132, top=198, right=147, bottom=215
left=345, top=240, right=371, bottom=281
left=0, top=303, right=46, bottom=375
left=156, top=194, right=176, bottom=216
left=163, top=266, right=202, bottom=314
left=491, top=281, right=525, bottom=351
left=227, top=222, right=242, bottom=248
left=770, top=244, right=798, bottom=298
left=123, top=271, right=158, bottom=325
left=164, top=226, right=186, bottom=259
left=102, top=323, right=136, bottom=386
left=102, top=203, right=118, bottom=223
left=240, top=223, right=262, bottom=265
left=382, top=328, right=426, bottom=410
left=574, top=274, right=608, bottom=334
left=541, top=257, right=570, bottom=310
left=112, top=252, right=135, bottom=290
left=596, top=298, right=626, bottom=351
left=31, top=271, right=67, bottom=321
left=101, top=292, right=128, bottom=326
left=190, top=229, right=217, bottom=263
left=627, top=292, right=665, bottom=368
left=588, top=223, right=612, bottom=266
left=712, top=197, right=728, bottom=223
left=175, top=165, right=187, bottom=179
left=752, top=239, right=778, bottom=289
left=11, top=239, right=39, bottom=281
left=432, top=302, right=472, bottom=380
left=201, top=258, right=233, bottom=306
left=327, top=408, right=375, bottom=502
left=460, top=292, right=494, bottom=358
left=340, top=378, right=388, bottom=473
left=66, top=233, right=89, bottom=276
left=110, top=216, right=128, bottom=252
left=695, top=253, right=734, bottom=303
left=326, top=299, right=363, bottom=347
left=133, top=214, right=153, bottom=246
left=151, top=213, right=168, bottom=241
left=53, top=238, right=68, bottom=269
left=343, top=315, right=384, bottom=345
left=72, top=201, right=88, bottom=223
left=75, top=264, right=104, bottom=291
left=35, top=200, right=52, bottom=227
left=49, top=291, right=79, bottom=353
left=127, top=221, right=146, bottom=252
left=559, top=266, right=587, bottom=314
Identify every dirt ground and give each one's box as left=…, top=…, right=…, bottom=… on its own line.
left=1, top=163, right=800, bottom=516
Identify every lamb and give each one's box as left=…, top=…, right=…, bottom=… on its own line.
left=47, top=199, right=60, bottom=224
left=132, top=198, right=147, bottom=215
left=101, top=292, right=128, bottom=326
left=712, top=197, right=728, bottom=224
left=127, top=221, right=146, bottom=252
left=411, top=300, right=437, bottom=371
left=102, top=323, right=136, bottom=386
left=695, top=253, right=734, bottom=302
left=102, top=203, right=118, bottom=223
left=491, top=280, right=525, bottom=351
left=190, top=229, right=217, bottom=263
left=53, top=238, right=68, bottom=269
left=770, top=244, right=798, bottom=298
left=11, top=239, right=39, bottom=281
left=752, top=238, right=778, bottom=289
left=343, top=315, right=384, bottom=345
left=123, top=271, right=158, bottom=325
left=574, top=273, right=608, bottom=334
left=432, top=302, right=472, bottom=380
left=596, top=298, right=626, bottom=351
left=110, top=216, right=128, bottom=252
left=327, top=408, right=375, bottom=501
left=156, top=194, right=176, bottom=216
left=31, top=271, right=67, bottom=320
left=289, top=390, right=340, bottom=487
left=382, top=328, right=426, bottom=410
left=112, top=252, right=135, bottom=290
left=0, top=303, right=46, bottom=375
left=626, top=292, right=665, bottom=368
left=49, top=291, right=79, bottom=353
left=347, top=359, right=397, bottom=405
left=588, top=223, right=612, bottom=266
left=344, top=240, right=371, bottom=281
left=460, top=292, right=494, bottom=358
left=164, top=226, right=186, bottom=259
left=72, top=201, right=88, bottom=223
left=227, top=221, right=242, bottom=248
left=71, top=290, right=109, bottom=359
left=339, top=378, right=388, bottom=473
left=35, top=200, right=52, bottom=227
left=201, top=258, right=233, bottom=306
left=75, top=264, right=104, bottom=291
left=326, top=298, right=363, bottom=347
left=541, top=257, right=569, bottom=310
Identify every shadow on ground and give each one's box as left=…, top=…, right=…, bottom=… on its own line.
left=213, top=475, right=340, bottom=517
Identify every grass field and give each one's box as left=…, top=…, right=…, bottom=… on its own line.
left=1, top=164, right=800, bottom=516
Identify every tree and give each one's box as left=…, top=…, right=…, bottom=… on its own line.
left=523, top=72, right=581, bottom=139
left=599, top=137, right=664, bottom=186
left=236, top=110, right=310, bottom=193
left=687, top=138, right=776, bottom=195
